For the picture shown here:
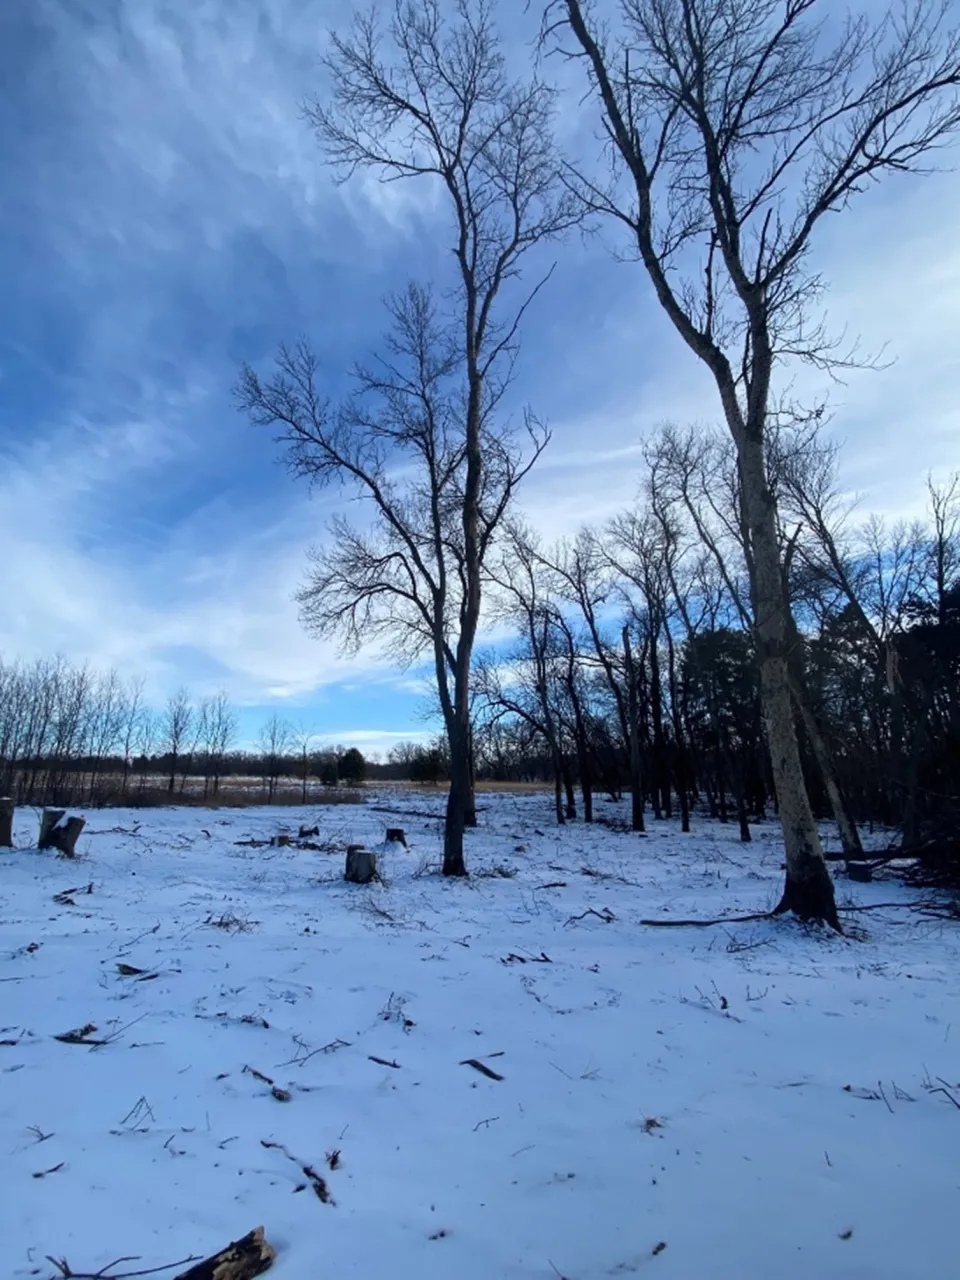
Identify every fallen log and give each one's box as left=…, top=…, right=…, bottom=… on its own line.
left=174, top=1228, right=275, bottom=1280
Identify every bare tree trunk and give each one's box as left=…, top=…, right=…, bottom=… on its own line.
left=791, top=685, right=863, bottom=858
left=563, top=763, right=577, bottom=820
left=443, top=717, right=469, bottom=877
left=739, top=438, right=838, bottom=926
left=622, top=626, right=645, bottom=833
left=0, top=797, right=13, bottom=848
left=464, top=726, right=477, bottom=828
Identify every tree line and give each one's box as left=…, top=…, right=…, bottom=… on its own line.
left=0, top=665, right=370, bottom=806
left=472, top=432, right=959, bottom=865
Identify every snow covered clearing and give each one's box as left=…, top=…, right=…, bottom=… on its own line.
left=3, top=792, right=958, bottom=1280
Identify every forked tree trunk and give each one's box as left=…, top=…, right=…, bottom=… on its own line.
left=738, top=434, right=838, bottom=927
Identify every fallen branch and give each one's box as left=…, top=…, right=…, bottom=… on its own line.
left=172, top=1227, right=275, bottom=1280
left=637, top=901, right=942, bottom=928
left=44, top=1252, right=202, bottom=1279
left=54, top=1023, right=106, bottom=1046
left=638, top=911, right=772, bottom=928
left=260, top=1140, right=333, bottom=1204
left=367, top=1054, right=401, bottom=1069
left=242, top=1065, right=290, bottom=1101
left=460, top=1058, right=505, bottom=1082
left=564, top=907, right=615, bottom=927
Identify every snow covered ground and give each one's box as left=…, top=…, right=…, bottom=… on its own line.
left=3, top=792, right=958, bottom=1280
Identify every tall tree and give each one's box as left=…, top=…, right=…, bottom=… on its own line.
left=162, top=688, right=193, bottom=796
left=239, top=0, right=576, bottom=875
left=554, top=0, right=960, bottom=925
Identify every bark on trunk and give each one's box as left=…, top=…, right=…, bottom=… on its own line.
left=39, top=810, right=85, bottom=858
left=622, top=626, right=645, bottom=833
left=443, top=720, right=469, bottom=876
left=739, top=435, right=838, bottom=927
left=563, top=765, right=577, bottom=820
left=553, top=762, right=565, bottom=825
left=0, top=797, right=13, bottom=848
left=345, top=846, right=377, bottom=884
left=792, top=686, right=863, bottom=858
left=174, top=1226, right=275, bottom=1280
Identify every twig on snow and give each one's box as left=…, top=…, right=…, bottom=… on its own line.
left=368, top=1054, right=401, bottom=1069
left=460, top=1058, right=504, bottom=1081
left=564, top=907, right=615, bottom=927
left=260, top=1140, right=334, bottom=1204
left=44, top=1254, right=201, bottom=1279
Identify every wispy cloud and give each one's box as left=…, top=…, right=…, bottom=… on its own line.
left=1, top=0, right=956, bottom=741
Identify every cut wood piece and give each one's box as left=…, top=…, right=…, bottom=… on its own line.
left=38, top=809, right=66, bottom=849
left=270, top=834, right=291, bottom=847
left=299, top=824, right=319, bottom=838
left=41, top=815, right=86, bottom=858
left=385, top=826, right=407, bottom=846
left=345, top=846, right=377, bottom=884
left=174, top=1226, right=276, bottom=1280
left=0, top=796, right=13, bottom=848
left=846, top=862, right=873, bottom=883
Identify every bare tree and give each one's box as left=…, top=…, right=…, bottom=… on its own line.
left=292, top=722, right=317, bottom=803
left=239, top=0, right=576, bottom=875
left=119, top=677, right=146, bottom=797
left=554, top=0, right=960, bottom=925
left=199, top=691, right=237, bottom=798
left=487, top=525, right=571, bottom=823
left=257, top=713, right=293, bottom=803
left=162, top=688, right=193, bottom=795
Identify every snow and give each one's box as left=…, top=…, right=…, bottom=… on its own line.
left=3, top=792, right=958, bottom=1280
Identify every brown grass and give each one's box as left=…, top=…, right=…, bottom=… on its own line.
left=391, top=780, right=551, bottom=795
left=121, top=784, right=366, bottom=809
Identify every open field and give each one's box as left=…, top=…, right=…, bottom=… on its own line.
left=3, top=791, right=958, bottom=1279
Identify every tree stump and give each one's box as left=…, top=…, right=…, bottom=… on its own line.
left=385, top=827, right=407, bottom=847
left=846, top=861, right=873, bottom=883
left=0, top=797, right=13, bottom=848
left=174, top=1226, right=275, bottom=1279
left=345, top=845, right=377, bottom=884
left=38, top=810, right=85, bottom=858
left=270, top=834, right=292, bottom=847
left=38, top=809, right=68, bottom=849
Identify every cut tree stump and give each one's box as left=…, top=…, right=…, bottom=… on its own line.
left=270, top=834, right=291, bottom=847
left=38, top=810, right=86, bottom=858
left=174, top=1226, right=276, bottom=1279
left=385, top=827, right=407, bottom=847
left=38, top=809, right=66, bottom=848
left=0, top=797, right=13, bottom=848
left=345, top=846, right=377, bottom=884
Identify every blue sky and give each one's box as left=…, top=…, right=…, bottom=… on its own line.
left=1, top=0, right=958, bottom=755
